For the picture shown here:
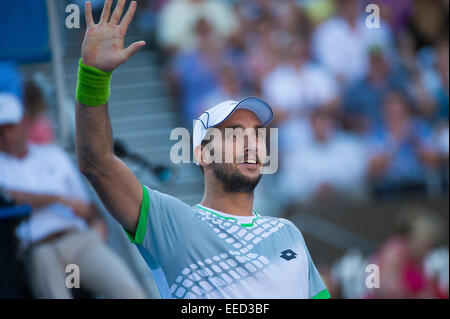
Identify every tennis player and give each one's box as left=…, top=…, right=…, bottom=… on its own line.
left=75, top=0, right=330, bottom=299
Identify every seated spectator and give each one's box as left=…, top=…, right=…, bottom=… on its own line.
left=276, top=0, right=312, bottom=39
left=367, top=90, right=441, bottom=196
left=424, top=247, right=449, bottom=299
left=299, top=0, right=337, bottom=26
left=343, top=47, right=406, bottom=134
left=238, top=13, right=279, bottom=92
left=278, top=108, right=368, bottom=203
left=366, top=206, right=445, bottom=299
left=0, top=93, right=146, bottom=299
left=199, top=64, right=246, bottom=114
left=372, top=0, right=413, bottom=36
left=169, top=18, right=226, bottom=125
left=432, top=121, right=449, bottom=190
left=311, top=0, right=394, bottom=85
left=23, top=81, right=54, bottom=144
left=157, top=0, right=238, bottom=53
left=134, top=0, right=170, bottom=36
left=419, top=38, right=449, bottom=123
left=407, top=0, right=449, bottom=48
left=262, top=36, right=339, bottom=152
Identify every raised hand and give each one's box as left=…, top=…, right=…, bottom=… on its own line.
left=81, top=0, right=146, bottom=72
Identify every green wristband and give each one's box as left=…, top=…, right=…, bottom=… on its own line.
left=76, top=59, right=113, bottom=106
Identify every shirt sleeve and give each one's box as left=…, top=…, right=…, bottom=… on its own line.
left=124, top=185, right=195, bottom=269
left=299, top=236, right=331, bottom=299
left=281, top=218, right=331, bottom=299
left=304, top=243, right=331, bottom=299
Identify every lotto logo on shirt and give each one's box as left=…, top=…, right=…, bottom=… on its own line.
left=280, top=249, right=297, bottom=261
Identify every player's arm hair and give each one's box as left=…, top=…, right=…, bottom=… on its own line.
left=76, top=102, right=142, bottom=234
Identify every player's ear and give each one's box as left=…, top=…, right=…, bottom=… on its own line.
left=194, top=145, right=211, bottom=168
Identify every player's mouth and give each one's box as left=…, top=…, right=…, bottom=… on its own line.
left=239, top=157, right=260, bottom=171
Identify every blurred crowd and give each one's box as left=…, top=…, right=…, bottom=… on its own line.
left=0, top=85, right=147, bottom=298
left=0, top=0, right=448, bottom=299
left=0, top=58, right=147, bottom=298
left=326, top=206, right=448, bottom=299
left=132, top=0, right=449, bottom=203
left=144, top=0, right=449, bottom=299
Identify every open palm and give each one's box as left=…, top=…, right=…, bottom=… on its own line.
left=81, top=0, right=145, bottom=72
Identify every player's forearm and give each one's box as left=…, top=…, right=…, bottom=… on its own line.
left=75, top=102, right=141, bottom=232
left=75, top=101, right=115, bottom=176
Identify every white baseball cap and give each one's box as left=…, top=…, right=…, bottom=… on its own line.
left=193, top=97, right=273, bottom=163
left=0, top=93, right=23, bottom=125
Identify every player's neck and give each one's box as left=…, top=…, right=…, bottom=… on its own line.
left=200, top=188, right=254, bottom=217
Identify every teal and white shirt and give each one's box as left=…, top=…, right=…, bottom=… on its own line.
left=125, top=186, right=330, bottom=299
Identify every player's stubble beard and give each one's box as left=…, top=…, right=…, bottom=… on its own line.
left=211, top=162, right=262, bottom=194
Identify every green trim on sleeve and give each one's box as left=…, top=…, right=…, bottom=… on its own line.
left=124, top=185, right=150, bottom=245
left=311, top=289, right=331, bottom=299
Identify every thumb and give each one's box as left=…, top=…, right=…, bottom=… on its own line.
left=123, top=40, right=146, bottom=60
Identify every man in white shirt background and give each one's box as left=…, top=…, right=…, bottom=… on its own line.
left=279, top=107, right=368, bottom=203
left=311, top=0, right=393, bottom=85
left=0, top=92, right=146, bottom=299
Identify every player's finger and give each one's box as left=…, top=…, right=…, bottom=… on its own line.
left=99, top=0, right=112, bottom=24
left=119, top=1, right=137, bottom=32
left=84, top=1, right=94, bottom=27
left=110, top=0, right=126, bottom=25
left=123, top=41, right=146, bottom=60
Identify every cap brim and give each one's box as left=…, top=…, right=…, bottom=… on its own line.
left=211, top=97, right=273, bottom=128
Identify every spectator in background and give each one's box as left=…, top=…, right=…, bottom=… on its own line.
left=298, top=0, right=337, bottom=27
left=168, top=18, right=225, bottom=125
left=366, top=206, right=445, bottom=299
left=407, top=0, right=449, bottom=48
left=0, top=93, right=146, bottom=299
left=157, top=0, right=238, bottom=54
left=343, top=46, right=406, bottom=134
left=419, top=38, right=449, bottom=123
left=262, top=36, right=339, bottom=151
left=312, top=0, right=394, bottom=85
left=279, top=108, right=368, bottom=203
left=199, top=63, right=246, bottom=114
left=234, top=1, right=312, bottom=92
left=424, top=246, right=449, bottom=299
left=23, top=81, right=54, bottom=144
left=395, top=29, right=419, bottom=77
left=275, top=0, right=312, bottom=39
left=368, top=90, right=441, bottom=196
left=237, top=12, right=279, bottom=93
left=236, top=13, right=277, bottom=92
left=134, top=0, right=170, bottom=36
left=372, top=0, right=413, bottom=36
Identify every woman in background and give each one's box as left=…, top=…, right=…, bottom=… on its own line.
left=23, top=81, right=54, bottom=145
left=366, top=206, right=445, bottom=298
